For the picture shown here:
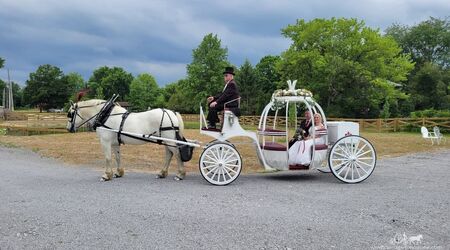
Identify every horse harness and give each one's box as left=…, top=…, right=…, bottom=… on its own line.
left=94, top=105, right=181, bottom=146
left=70, top=100, right=193, bottom=161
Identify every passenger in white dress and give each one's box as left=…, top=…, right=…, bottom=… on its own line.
left=288, top=113, right=325, bottom=166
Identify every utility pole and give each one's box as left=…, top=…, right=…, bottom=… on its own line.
left=7, top=69, right=13, bottom=111
left=2, top=87, right=5, bottom=108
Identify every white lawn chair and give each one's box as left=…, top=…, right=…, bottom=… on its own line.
left=433, top=126, right=446, bottom=144
left=421, top=126, right=439, bottom=145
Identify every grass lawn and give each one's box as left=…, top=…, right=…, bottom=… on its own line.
left=0, top=129, right=448, bottom=174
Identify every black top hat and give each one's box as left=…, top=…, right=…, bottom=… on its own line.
left=223, top=66, right=235, bottom=75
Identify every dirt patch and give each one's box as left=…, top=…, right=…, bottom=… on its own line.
left=0, top=130, right=448, bottom=173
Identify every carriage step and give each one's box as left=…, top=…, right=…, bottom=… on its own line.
left=289, top=164, right=310, bottom=170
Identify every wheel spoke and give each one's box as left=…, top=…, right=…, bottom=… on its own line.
left=357, top=157, right=373, bottom=160
left=354, top=161, right=369, bottom=175
left=354, top=163, right=362, bottom=179
left=224, top=166, right=238, bottom=175
left=210, top=166, right=219, bottom=179
left=355, top=143, right=368, bottom=156
left=201, top=163, right=217, bottom=170
left=349, top=137, right=355, bottom=155
left=221, top=147, right=230, bottom=160
left=337, top=161, right=351, bottom=175
left=218, top=168, right=223, bottom=182
left=331, top=151, right=350, bottom=160
left=331, top=160, right=349, bottom=171
left=223, top=151, right=236, bottom=163
left=343, top=162, right=352, bottom=179
left=224, top=167, right=233, bottom=179
left=205, top=153, right=218, bottom=162
left=214, top=147, right=221, bottom=161
left=356, top=149, right=373, bottom=158
left=337, top=144, right=351, bottom=157
left=224, top=157, right=239, bottom=164
left=351, top=163, right=354, bottom=180
left=355, top=159, right=373, bottom=168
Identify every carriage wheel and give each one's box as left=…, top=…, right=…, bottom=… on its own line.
left=328, top=135, right=376, bottom=183
left=199, top=143, right=242, bottom=186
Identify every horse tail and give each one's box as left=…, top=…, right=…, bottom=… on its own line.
left=175, top=112, right=184, bottom=138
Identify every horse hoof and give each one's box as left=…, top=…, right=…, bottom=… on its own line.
left=174, top=176, right=183, bottom=181
left=114, top=174, right=123, bottom=178
left=100, top=177, right=110, bottom=182
left=156, top=175, right=165, bottom=179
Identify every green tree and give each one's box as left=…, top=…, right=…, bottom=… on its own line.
left=166, top=79, right=194, bottom=113
left=0, top=57, right=4, bottom=69
left=65, top=72, right=85, bottom=94
left=0, top=80, right=23, bottom=108
left=410, top=62, right=449, bottom=110
left=23, top=64, right=76, bottom=112
left=386, top=17, right=449, bottom=67
left=128, top=73, right=160, bottom=111
left=11, top=82, right=23, bottom=108
left=236, top=59, right=265, bottom=115
left=279, top=18, right=414, bottom=118
left=88, top=66, right=133, bottom=101
left=386, top=17, right=450, bottom=112
left=185, top=34, right=229, bottom=112
left=255, top=55, right=282, bottom=107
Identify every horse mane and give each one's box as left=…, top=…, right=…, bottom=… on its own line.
left=78, top=99, right=106, bottom=108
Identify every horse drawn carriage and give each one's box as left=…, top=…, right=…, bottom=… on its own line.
left=67, top=80, right=376, bottom=185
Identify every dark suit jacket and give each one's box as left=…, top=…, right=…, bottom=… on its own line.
left=213, top=80, right=240, bottom=110
left=298, top=119, right=312, bottom=138
left=289, top=119, right=313, bottom=148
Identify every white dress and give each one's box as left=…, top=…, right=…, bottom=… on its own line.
left=288, top=126, right=325, bottom=165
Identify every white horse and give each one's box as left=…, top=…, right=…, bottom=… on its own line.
left=67, top=99, right=187, bottom=181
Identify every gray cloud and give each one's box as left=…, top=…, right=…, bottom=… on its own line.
left=0, top=0, right=448, bottom=86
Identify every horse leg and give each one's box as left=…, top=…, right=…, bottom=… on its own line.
left=156, top=146, right=172, bottom=179
left=112, top=145, right=124, bottom=178
left=101, top=141, right=113, bottom=181
left=174, top=150, right=186, bottom=181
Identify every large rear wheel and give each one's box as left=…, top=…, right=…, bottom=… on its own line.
left=328, top=135, right=376, bottom=183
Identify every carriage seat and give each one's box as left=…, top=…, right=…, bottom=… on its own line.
left=260, top=142, right=286, bottom=151
left=201, top=127, right=222, bottom=132
left=314, top=144, right=328, bottom=150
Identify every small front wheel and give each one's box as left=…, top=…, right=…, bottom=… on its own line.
left=328, top=135, right=376, bottom=183
left=199, top=143, right=242, bottom=185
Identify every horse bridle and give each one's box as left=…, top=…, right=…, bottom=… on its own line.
left=68, top=101, right=106, bottom=132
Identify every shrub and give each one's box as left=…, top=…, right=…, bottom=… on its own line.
left=410, top=109, right=450, bottom=118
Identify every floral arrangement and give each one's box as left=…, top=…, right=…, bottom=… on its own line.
left=272, top=80, right=313, bottom=98
left=272, top=88, right=313, bottom=97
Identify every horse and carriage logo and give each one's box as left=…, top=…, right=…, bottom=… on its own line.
left=389, top=233, right=423, bottom=246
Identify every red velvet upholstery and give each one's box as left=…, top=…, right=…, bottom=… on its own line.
left=314, top=144, right=328, bottom=150
left=201, top=127, right=221, bottom=132
left=260, top=142, right=286, bottom=151
left=289, top=164, right=309, bottom=170
left=257, top=128, right=286, bottom=133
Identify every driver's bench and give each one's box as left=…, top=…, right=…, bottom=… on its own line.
left=201, top=97, right=241, bottom=133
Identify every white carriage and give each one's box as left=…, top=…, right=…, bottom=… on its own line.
left=198, top=80, right=377, bottom=185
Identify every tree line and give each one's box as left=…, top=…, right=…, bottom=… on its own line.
left=1, top=17, right=449, bottom=118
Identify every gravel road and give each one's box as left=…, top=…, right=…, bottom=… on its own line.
left=1, top=146, right=449, bottom=249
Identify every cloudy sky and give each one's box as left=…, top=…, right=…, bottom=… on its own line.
left=0, top=0, right=449, bottom=86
